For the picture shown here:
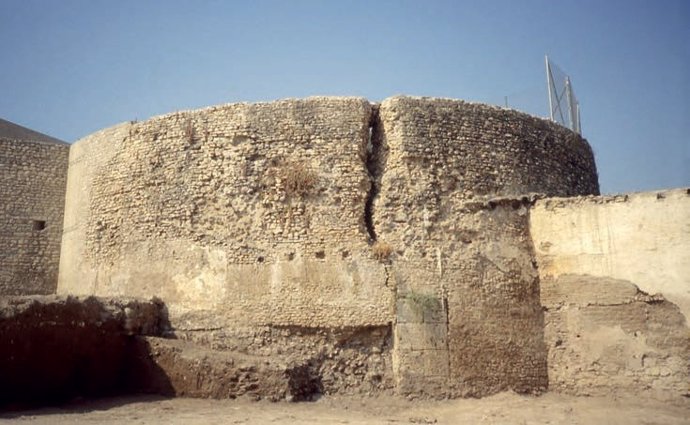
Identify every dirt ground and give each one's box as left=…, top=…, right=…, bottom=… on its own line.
left=1, top=392, right=688, bottom=425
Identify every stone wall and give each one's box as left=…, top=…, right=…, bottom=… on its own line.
left=57, top=96, right=600, bottom=397
left=530, top=189, right=690, bottom=402
left=540, top=275, right=689, bottom=403
left=0, top=295, right=165, bottom=406
left=58, top=97, right=392, bottom=331
left=9, top=96, right=688, bottom=402
left=372, top=97, right=598, bottom=397
left=0, top=138, right=69, bottom=295
left=0, top=295, right=383, bottom=405
left=384, top=198, right=549, bottom=397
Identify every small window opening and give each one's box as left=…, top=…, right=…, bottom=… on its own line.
left=33, top=220, right=46, bottom=231
left=315, top=251, right=326, bottom=259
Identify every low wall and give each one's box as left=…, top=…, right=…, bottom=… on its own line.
left=0, top=295, right=389, bottom=406
left=0, top=138, right=69, bottom=295
left=540, top=274, right=690, bottom=403
left=0, top=295, right=165, bottom=407
left=530, top=189, right=690, bottom=402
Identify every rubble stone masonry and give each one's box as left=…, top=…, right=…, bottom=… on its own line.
left=6, top=97, right=687, bottom=402
left=59, top=98, right=391, bottom=331
left=0, top=138, right=69, bottom=294
left=373, top=97, right=597, bottom=396
left=56, top=96, right=600, bottom=398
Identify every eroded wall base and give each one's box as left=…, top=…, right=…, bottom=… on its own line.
left=174, top=325, right=394, bottom=397
left=542, top=275, right=690, bottom=403
left=0, top=296, right=394, bottom=408
left=0, top=296, right=164, bottom=407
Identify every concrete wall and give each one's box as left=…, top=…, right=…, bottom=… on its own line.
left=530, top=189, right=690, bottom=402
left=0, top=138, right=69, bottom=294
left=372, top=97, right=599, bottom=397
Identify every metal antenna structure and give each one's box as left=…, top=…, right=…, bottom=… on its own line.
left=545, top=55, right=581, bottom=134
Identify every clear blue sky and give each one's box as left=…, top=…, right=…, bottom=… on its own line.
left=1, top=0, right=687, bottom=194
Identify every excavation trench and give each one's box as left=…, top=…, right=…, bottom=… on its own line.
left=0, top=296, right=169, bottom=408
left=0, top=296, right=394, bottom=409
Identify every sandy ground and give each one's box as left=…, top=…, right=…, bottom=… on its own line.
left=1, top=392, right=688, bottom=425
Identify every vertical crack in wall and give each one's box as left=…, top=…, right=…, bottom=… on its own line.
left=382, top=264, right=391, bottom=287
left=364, top=104, right=382, bottom=242
left=443, top=295, right=451, bottom=382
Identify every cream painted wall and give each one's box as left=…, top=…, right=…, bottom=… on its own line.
left=530, top=188, right=690, bottom=320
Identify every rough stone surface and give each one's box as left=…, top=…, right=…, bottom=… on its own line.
left=373, top=97, right=598, bottom=206
left=175, top=325, right=394, bottom=397
left=4, top=97, right=688, bottom=405
left=58, top=98, right=391, bottom=331
left=0, top=295, right=392, bottom=407
left=541, top=274, right=690, bottom=404
left=134, top=328, right=392, bottom=402
left=373, top=97, right=598, bottom=397
left=130, top=337, right=306, bottom=401
left=53, top=96, right=601, bottom=399
left=0, top=138, right=69, bottom=295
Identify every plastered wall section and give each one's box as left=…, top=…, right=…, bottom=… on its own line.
left=58, top=97, right=393, bottom=330
left=530, top=189, right=690, bottom=320
left=530, top=189, right=690, bottom=402
left=1, top=138, right=69, bottom=294
left=373, top=97, right=599, bottom=397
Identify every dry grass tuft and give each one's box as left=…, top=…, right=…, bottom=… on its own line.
left=280, top=161, right=317, bottom=198
left=372, top=241, right=393, bottom=262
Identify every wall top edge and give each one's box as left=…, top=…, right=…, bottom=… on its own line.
left=72, top=95, right=582, bottom=146
left=0, top=137, right=71, bottom=148
left=535, top=187, right=690, bottom=208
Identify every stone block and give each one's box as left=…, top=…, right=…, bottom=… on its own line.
left=395, top=322, right=447, bottom=350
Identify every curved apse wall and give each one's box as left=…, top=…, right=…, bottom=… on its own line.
left=58, top=96, right=599, bottom=397
left=372, top=96, right=598, bottom=397
left=59, top=97, right=392, bottom=330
